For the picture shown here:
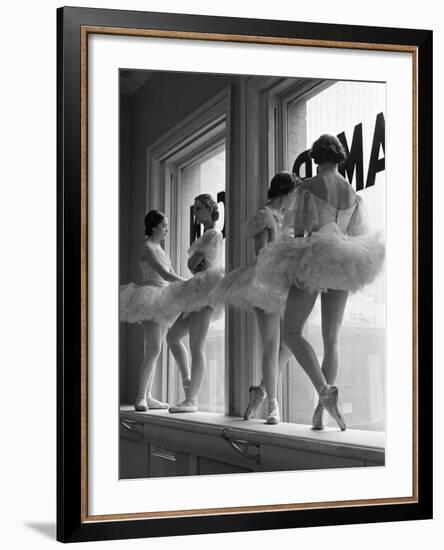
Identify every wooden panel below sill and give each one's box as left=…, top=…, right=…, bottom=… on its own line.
left=120, top=407, right=385, bottom=466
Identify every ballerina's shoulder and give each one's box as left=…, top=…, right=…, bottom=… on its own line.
left=300, top=174, right=356, bottom=210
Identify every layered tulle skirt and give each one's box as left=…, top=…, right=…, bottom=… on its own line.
left=162, top=267, right=225, bottom=319
left=210, top=265, right=287, bottom=315
left=120, top=282, right=177, bottom=325
left=256, top=223, right=385, bottom=293
left=121, top=268, right=225, bottom=325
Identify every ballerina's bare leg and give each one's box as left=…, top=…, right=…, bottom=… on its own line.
left=166, top=314, right=192, bottom=395
left=282, top=286, right=324, bottom=389
left=278, top=340, right=293, bottom=371
left=169, top=306, right=213, bottom=412
left=254, top=310, right=279, bottom=397
left=312, top=289, right=348, bottom=429
left=135, top=320, right=169, bottom=410
left=321, top=289, right=348, bottom=382
left=282, top=285, right=346, bottom=430
left=244, top=316, right=293, bottom=421
left=251, top=309, right=280, bottom=423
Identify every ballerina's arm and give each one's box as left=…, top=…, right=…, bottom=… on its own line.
left=187, top=229, right=223, bottom=273
left=254, top=229, right=269, bottom=257
left=284, top=187, right=318, bottom=237
left=243, top=208, right=275, bottom=256
left=187, top=251, right=206, bottom=273
left=142, top=245, right=186, bottom=282
left=347, top=196, right=371, bottom=236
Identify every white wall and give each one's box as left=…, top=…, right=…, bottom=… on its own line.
left=0, top=0, right=441, bottom=549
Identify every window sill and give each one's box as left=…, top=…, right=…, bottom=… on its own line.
left=120, top=405, right=384, bottom=476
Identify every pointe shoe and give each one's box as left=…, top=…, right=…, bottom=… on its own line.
left=146, top=396, right=169, bottom=409
left=244, top=385, right=267, bottom=420
left=319, top=385, right=346, bottom=431
left=266, top=399, right=280, bottom=425
left=311, top=402, right=324, bottom=430
left=168, top=399, right=198, bottom=413
left=134, top=397, right=148, bottom=412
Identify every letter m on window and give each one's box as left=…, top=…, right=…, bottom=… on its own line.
left=337, top=124, right=364, bottom=191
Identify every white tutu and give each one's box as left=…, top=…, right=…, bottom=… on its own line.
left=162, top=267, right=225, bottom=319
left=256, top=223, right=385, bottom=293
left=120, top=282, right=177, bottom=325
left=211, top=265, right=287, bottom=315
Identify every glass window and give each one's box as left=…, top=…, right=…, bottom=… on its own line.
left=282, top=81, right=386, bottom=430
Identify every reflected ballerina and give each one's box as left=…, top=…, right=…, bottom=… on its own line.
left=164, top=194, right=225, bottom=413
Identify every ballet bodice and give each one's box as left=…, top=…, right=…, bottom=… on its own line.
left=139, top=242, right=172, bottom=287
left=188, top=228, right=224, bottom=270
left=243, top=205, right=284, bottom=242
left=284, top=185, right=370, bottom=237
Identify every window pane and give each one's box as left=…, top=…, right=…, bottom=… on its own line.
left=173, top=146, right=226, bottom=413
left=285, top=81, right=386, bottom=430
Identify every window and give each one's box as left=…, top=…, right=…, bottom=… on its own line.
left=143, top=80, right=385, bottom=431
left=277, top=80, right=386, bottom=430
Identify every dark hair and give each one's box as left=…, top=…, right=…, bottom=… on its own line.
left=267, top=171, right=298, bottom=199
left=194, top=193, right=219, bottom=221
left=144, top=210, right=166, bottom=236
left=309, top=134, right=347, bottom=165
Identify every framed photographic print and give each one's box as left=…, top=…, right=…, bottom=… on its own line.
left=57, top=6, right=433, bottom=543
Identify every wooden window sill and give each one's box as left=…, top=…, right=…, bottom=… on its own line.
left=120, top=406, right=384, bottom=477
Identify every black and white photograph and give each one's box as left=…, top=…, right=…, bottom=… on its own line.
left=119, top=69, right=387, bottom=479
left=0, top=0, right=439, bottom=545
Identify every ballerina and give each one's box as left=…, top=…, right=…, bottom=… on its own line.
left=165, top=194, right=225, bottom=413
left=256, top=134, right=385, bottom=430
left=211, top=172, right=296, bottom=424
left=120, top=210, right=186, bottom=412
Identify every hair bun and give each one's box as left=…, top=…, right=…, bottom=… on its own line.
left=310, top=134, right=347, bottom=165
left=195, top=193, right=219, bottom=221
left=212, top=203, right=220, bottom=221
left=267, top=171, right=297, bottom=199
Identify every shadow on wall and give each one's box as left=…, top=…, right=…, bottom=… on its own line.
left=23, top=522, right=56, bottom=540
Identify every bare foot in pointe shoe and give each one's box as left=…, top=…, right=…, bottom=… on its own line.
left=319, top=385, right=346, bottom=431
left=266, top=398, right=280, bottom=425
left=134, top=396, right=148, bottom=412
left=311, top=401, right=324, bottom=430
left=169, top=398, right=198, bottom=413
left=146, top=395, right=169, bottom=409
left=244, top=385, right=266, bottom=420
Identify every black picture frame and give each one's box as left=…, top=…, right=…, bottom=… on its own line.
left=57, top=6, right=433, bottom=543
